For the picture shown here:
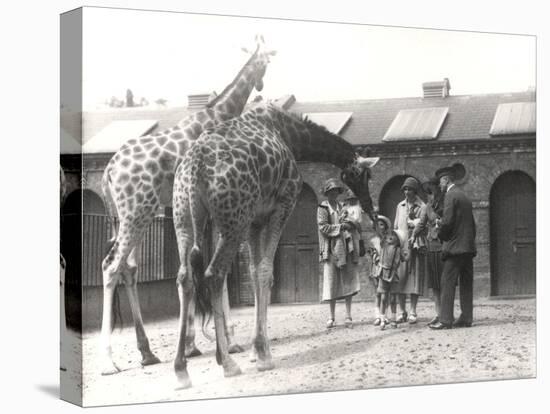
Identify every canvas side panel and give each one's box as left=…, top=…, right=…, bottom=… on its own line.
left=60, top=7, right=83, bottom=407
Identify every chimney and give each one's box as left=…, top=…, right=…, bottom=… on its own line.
left=422, top=78, right=451, bottom=98
left=273, top=94, right=296, bottom=110
left=187, top=92, right=216, bottom=109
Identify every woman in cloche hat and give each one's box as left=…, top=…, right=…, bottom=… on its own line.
left=391, top=177, right=429, bottom=325
left=317, top=178, right=361, bottom=329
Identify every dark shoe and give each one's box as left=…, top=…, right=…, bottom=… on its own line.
left=396, top=311, right=408, bottom=323
left=428, top=316, right=439, bottom=326
left=453, top=319, right=472, bottom=328
left=429, top=322, right=452, bottom=330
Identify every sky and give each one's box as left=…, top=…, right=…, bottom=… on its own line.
left=82, top=7, right=536, bottom=110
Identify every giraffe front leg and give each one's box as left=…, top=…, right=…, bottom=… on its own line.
left=209, top=273, right=242, bottom=378
left=253, top=257, right=275, bottom=371
left=248, top=227, right=274, bottom=371
left=223, top=278, right=244, bottom=354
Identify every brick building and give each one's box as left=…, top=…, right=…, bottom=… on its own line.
left=61, top=80, right=535, bottom=327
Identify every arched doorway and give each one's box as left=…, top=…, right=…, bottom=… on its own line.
left=490, top=171, right=536, bottom=296
left=272, top=184, right=319, bottom=303
left=379, top=175, right=424, bottom=225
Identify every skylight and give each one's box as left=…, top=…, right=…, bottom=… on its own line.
left=303, top=112, right=353, bottom=134
left=489, top=102, right=535, bottom=136
left=383, top=107, right=448, bottom=141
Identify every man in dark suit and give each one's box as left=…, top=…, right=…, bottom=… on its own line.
left=430, top=164, right=476, bottom=330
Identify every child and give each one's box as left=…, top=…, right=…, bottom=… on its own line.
left=377, top=228, right=407, bottom=329
left=369, top=215, right=391, bottom=326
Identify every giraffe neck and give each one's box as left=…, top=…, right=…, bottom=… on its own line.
left=206, top=52, right=259, bottom=117
left=252, top=105, right=356, bottom=169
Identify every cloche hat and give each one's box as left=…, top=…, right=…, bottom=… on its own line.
left=400, top=177, right=420, bottom=193
left=322, top=178, right=345, bottom=195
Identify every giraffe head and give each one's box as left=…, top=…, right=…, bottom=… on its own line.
left=242, top=34, right=277, bottom=92
left=341, top=155, right=380, bottom=225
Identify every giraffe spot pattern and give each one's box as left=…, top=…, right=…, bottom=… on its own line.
left=124, top=185, right=134, bottom=197
left=130, top=164, right=143, bottom=174
left=119, top=173, right=130, bottom=184
left=191, top=123, right=202, bottom=137
left=143, top=142, right=155, bottom=151
left=150, top=147, right=161, bottom=158
left=165, top=141, right=177, bottom=154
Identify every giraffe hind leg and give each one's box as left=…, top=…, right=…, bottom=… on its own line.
left=122, top=241, right=160, bottom=366
left=205, top=234, right=243, bottom=377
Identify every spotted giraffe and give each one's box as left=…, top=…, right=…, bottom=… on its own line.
left=100, top=36, right=276, bottom=375
left=171, top=103, right=379, bottom=388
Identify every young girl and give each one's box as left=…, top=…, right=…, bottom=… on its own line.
left=369, top=216, right=406, bottom=328
left=378, top=228, right=407, bottom=329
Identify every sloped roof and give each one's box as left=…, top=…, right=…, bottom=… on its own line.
left=290, top=91, right=536, bottom=145
left=82, top=120, right=159, bottom=153
left=62, top=90, right=536, bottom=154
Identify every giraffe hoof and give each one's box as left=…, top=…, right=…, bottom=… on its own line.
left=223, top=361, right=242, bottom=378
left=175, top=372, right=193, bottom=390
left=228, top=343, right=245, bottom=354
left=101, top=361, right=121, bottom=376
left=185, top=347, right=203, bottom=358
left=141, top=354, right=161, bottom=366
left=256, top=359, right=274, bottom=372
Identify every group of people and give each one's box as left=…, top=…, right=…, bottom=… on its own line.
left=317, top=163, right=476, bottom=331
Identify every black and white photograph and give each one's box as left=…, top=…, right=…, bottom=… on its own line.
left=58, top=5, right=539, bottom=407
left=4, top=1, right=547, bottom=413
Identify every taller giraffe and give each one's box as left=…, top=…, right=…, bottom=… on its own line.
left=100, top=36, right=276, bottom=375
left=171, top=103, right=379, bottom=387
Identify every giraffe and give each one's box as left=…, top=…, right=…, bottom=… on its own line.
left=100, top=35, right=276, bottom=375
left=171, top=103, right=379, bottom=388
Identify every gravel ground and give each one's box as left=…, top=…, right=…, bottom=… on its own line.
left=70, top=298, right=535, bottom=406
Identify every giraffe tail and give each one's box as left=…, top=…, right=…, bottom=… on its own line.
left=190, top=245, right=214, bottom=342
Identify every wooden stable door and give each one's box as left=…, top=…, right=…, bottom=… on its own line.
left=272, top=186, right=319, bottom=303
left=490, top=171, right=536, bottom=296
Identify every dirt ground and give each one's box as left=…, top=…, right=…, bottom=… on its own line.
left=68, top=298, right=535, bottom=406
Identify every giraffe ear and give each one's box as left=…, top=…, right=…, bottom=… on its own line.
left=357, top=156, right=380, bottom=168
